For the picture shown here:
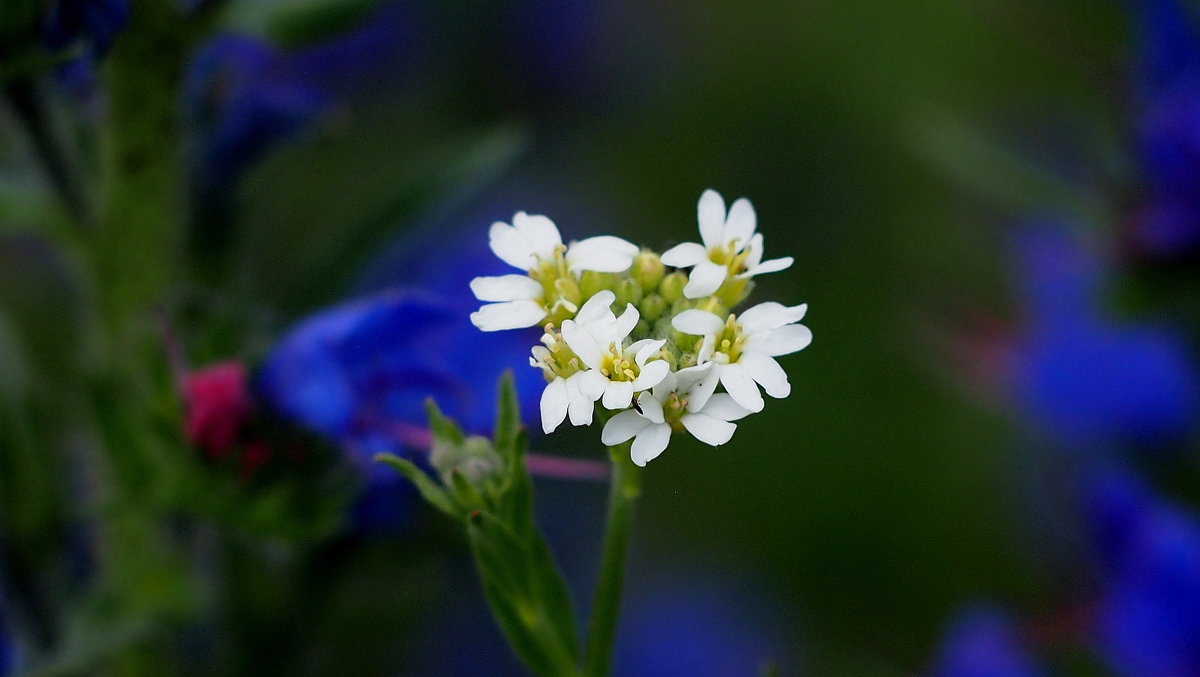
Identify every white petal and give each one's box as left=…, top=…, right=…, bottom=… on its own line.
left=633, top=338, right=667, bottom=366
left=674, top=362, right=713, bottom=392
left=737, top=257, right=793, bottom=279
left=697, top=189, right=727, bottom=249
left=651, top=371, right=677, bottom=400
left=696, top=334, right=715, bottom=364
left=612, top=304, right=639, bottom=342
left=561, top=320, right=604, bottom=370
left=684, top=362, right=720, bottom=412
left=743, top=233, right=764, bottom=270
left=567, top=236, right=638, bottom=273
left=489, top=222, right=536, bottom=270
left=603, top=381, right=635, bottom=410
left=683, top=260, right=728, bottom=299
left=723, top=197, right=756, bottom=249
left=511, top=211, right=562, bottom=258
left=637, top=391, right=665, bottom=424
left=671, top=309, right=725, bottom=337
left=602, top=410, right=651, bottom=445
left=630, top=423, right=672, bottom=466
left=631, top=359, right=669, bottom=391
left=470, top=301, right=547, bottom=331
left=737, top=302, right=808, bottom=335
left=660, top=242, right=708, bottom=268
left=575, top=369, right=607, bottom=401
left=540, top=379, right=569, bottom=433
left=745, top=324, right=813, bottom=357
left=470, top=275, right=542, bottom=302
left=720, top=363, right=764, bottom=412
left=680, top=413, right=737, bottom=446
left=700, top=393, right=751, bottom=421
left=575, top=290, right=617, bottom=325
left=566, top=375, right=596, bottom=426
left=738, top=351, right=790, bottom=398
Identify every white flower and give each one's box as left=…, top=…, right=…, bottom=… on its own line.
left=470, top=211, right=639, bottom=331
left=600, top=366, right=752, bottom=466
left=672, top=302, right=812, bottom=413
left=660, top=189, right=794, bottom=299
left=560, top=291, right=671, bottom=411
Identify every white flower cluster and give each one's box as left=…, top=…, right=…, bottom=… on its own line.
left=470, top=189, right=811, bottom=466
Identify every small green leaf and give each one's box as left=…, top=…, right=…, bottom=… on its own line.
left=425, top=398, right=465, bottom=446
left=373, top=453, right=458, bottom=516
left=493, top=371, right=521, bottom=464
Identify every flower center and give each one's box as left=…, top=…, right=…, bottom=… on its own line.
left=663, top=391, right=689, bottom=431
left=712, top=314, right=747, bottom=363
left=533, top=325, right=582, bottom=381
left=598, top=342, right=640, bottom=382
left=529, top=245, right=582, bottom=325
left=707, top=241, right=753, bottom=273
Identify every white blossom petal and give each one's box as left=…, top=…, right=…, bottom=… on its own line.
left=566, top=374, right=596, bottom=426
left=470, top=275, right=542, bottom=302
left=601, top=410, right=651, bottom=445
left=737, top=257, right=794, bottom=279
left=633, top=339, right=667, bottom=366
left=489, top=222, right=536, bottom=270
left=603, top=381, right=635, bottom=410
left=561, top=320, right=604, bottom=370
left=738, top=351, right=790, bottom=398
left=660, top=242, right=708, bottom=268
left=745, top=324, right=813, bottom=357
left=540, top=378, right=569, bottom=434
left=631, top=359, right=669, bottom=391
left=697, top=189, right=727, bottom=249
left=612, top=304, right=640, bottom=342
left=511, top=212, right=562, bottom=258
left=631, top=423, right=672, bottom=466
left=724, top=197, right=757, bottom=249
left=672, top=309, right=725, bottom=337
left=743, top=233, right=764, bottom=270
left=651, top=371, right=678, bottom=400
left=470, top=301, right=547, bottom=331
left=683, top=260, right=729, bottom=298
left=737, top=302, right=808, bottom=335
left=567, top=236, right=638, bottom=273
left=637, top=391, right=665, bottom=424
left=720, top=362, right=764, bottom=412
left=575, top=290, right=617, bottom=325
left=575, top=369, right=607, bottom=401
left=700, top=393, right=752, bottom=422
left=684, top=362, right=720, bottom=412
left=680, top=413, right=737, bottom=446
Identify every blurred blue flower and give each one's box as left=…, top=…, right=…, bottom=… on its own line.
left=1083, top=467, right=1200, bottom=676
left=612, top=577, right=792, bottom=677
left=928, top=606, right=1043, bottom=677
left=43, top=0, right=128, bottom=59
left=1011, top=226, right=1199, bottom=448
left=1132, top=0, right=1200, bottom=256
left=0, top=605, right=14, bottom=677
left=183, top=5, right=411, bottom=205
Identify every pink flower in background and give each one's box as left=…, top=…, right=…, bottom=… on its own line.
left=184, top=361, right=251, bottom=458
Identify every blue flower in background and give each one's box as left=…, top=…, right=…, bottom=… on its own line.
left=612, top=577, right=792, bottom=677
left=1083, top=467, right=1200, bottom=677
left=0, top=604, right=15, bottom=677
left=1132, top=0, right=1200, bottom=256
left=43, top=0, right=128, bottom=59
left=183, top=5, right=411, bottom=206
left=928, top=606, right=1044, bottom=677
left=1011, top=225, right=1199, bottom=448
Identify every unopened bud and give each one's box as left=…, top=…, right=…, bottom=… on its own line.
left=554, top=277, right=583, bottom=307
left=579, top=271, right=618, bottom=299
left=638, top=294, right=669, bottom=323
left=659, top=272, right=688, bottom=303
left=631, top=250, right=665, bottom=290
left=431, top=435, right=504, bottom=490
left=615, top=278, right=643, bottom=307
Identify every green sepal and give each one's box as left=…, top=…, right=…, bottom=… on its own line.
left=373, top=453, right=458, bottom=517
left=425, top=397, right=465, bottom=446
left=492, top=371, right=521, bottom=464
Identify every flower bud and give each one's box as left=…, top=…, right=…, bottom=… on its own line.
left=431, top=435, right=504, bottom=491
left=579, top=271, right=618, bottom=299
left=631, top=250, right=665, bottom=290
left=659, top=272, right=688, bottom=303
left=638, top=294, right=669, bottom=323
left=554, top=276, right=583, bottom=308
left=615, top=278, right=643, bottom=307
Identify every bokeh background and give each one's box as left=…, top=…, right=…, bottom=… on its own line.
left=2, top=0, right=1198, bottom=675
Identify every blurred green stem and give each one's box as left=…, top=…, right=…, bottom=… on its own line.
left=4, top=79, right=90, bottom=228
left=581, top=443, right=641, bottom=677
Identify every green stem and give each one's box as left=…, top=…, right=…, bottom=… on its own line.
left=581, top=444, right=642, bottom=677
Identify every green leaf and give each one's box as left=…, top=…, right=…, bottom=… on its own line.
left=425, top=398, right=466, bottom=446
left=493, top=371, right=521, bottom=464
left=467, top=512, right=580, bottom=677
left=374, top=453, right=458, bottom=516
